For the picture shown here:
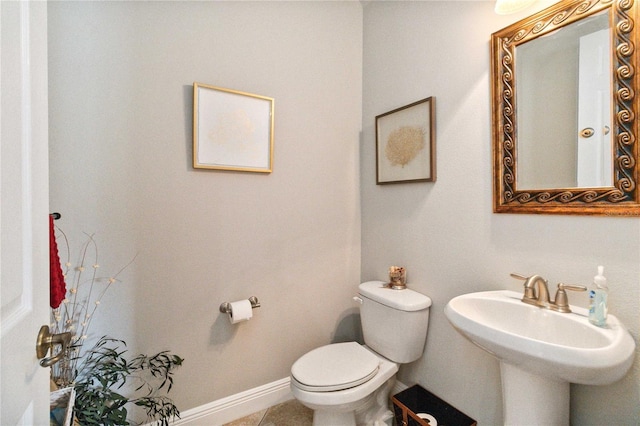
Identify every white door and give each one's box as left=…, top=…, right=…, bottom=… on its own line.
left=577, top=28, right=612, bottom=187
left=1, top=1, right=50, bottom=424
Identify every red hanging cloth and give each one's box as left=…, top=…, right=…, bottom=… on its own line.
left=49, top=214, right=66, bottom=309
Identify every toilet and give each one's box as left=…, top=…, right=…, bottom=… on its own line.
left=290, top=280, right=432, bottom=426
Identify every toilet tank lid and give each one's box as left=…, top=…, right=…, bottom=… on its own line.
left=359, top=281, right=432, bottom=311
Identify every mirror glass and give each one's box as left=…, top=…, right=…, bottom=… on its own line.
left=516, top=11, right=611, bottom=189
left=492, top=0, right=639, bottom=215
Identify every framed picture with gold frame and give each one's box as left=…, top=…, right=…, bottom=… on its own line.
left=193, top=82, right=274, bottom=173
left=375, top=97, right=436, bottom=184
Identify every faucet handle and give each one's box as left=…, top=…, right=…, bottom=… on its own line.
left=558, top=283, right=587, bottom=292
left=553, top=283, right=587, bottom=313
left=510, top=273, right=527, bottom=280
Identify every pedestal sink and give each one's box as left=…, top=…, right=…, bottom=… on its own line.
left=444, top=290, right=635, bottom=425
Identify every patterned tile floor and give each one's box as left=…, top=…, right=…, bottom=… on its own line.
left=223, top=399, right=313, bottom=426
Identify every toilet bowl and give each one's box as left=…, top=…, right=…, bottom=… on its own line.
left=291, top=343, right=398, bottom=426
left=290, top=281, right=432, bottom=426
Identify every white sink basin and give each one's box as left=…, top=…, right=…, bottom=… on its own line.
left=444, top=290, right=635, bottom=385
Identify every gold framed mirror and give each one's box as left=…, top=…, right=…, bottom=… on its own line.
left=492, top=0, right=639, bottom=215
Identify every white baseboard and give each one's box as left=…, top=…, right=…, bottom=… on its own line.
left=171, top=377, right=293, bottom=426
left=171, top=377, right=409, bottom=426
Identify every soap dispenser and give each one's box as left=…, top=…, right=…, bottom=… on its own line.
left=588, top=265, right=609, bottom=327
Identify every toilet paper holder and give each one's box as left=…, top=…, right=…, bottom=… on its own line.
left=219, top=296, right=261, bottom=314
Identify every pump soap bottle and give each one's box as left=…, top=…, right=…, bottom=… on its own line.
left=588, top=265, right=609, bottom=327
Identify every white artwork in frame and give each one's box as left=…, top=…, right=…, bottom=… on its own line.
left=193, top=83, right=274, bottom=173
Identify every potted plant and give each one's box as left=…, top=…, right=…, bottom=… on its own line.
left=49, top=224, right=184, bottom=425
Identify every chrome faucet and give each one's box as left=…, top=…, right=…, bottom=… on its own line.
left=511, top=273, right=586, bottom=313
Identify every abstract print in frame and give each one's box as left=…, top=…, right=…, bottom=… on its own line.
left=193, top=82, right=274, bottom=173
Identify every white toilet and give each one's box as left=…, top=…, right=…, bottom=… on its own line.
left=290, top=280, right=432, bottom=426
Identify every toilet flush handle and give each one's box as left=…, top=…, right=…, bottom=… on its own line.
left=352, top=296, right=363, bottom=304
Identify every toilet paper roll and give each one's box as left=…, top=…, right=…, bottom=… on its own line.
left=227, top=299, right=253, bottom=324
left=415, top=413, right=437, bottom=426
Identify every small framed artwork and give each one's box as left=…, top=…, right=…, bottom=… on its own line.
left=375, top=97, right=436, bottom=184
left=193, top=82, right=274, bottom=173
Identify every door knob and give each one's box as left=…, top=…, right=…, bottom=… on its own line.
left=580, top=127, right=595, bottom=138
left=36, top=325, right=72, bottom=367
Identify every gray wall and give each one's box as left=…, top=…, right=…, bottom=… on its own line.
left=48, top=0, right=363, bottom=412
left=361, top=2, right=639, bottom=425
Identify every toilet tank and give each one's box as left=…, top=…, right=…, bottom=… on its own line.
left=358, top=280, right=432, bottom=364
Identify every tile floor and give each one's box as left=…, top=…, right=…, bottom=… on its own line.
left=223, top=399, right=313, bottom=426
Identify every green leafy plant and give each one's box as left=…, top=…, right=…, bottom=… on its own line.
left=73, top=337, right=184, bottom=426
left=48, top=228, right=184, bottom=425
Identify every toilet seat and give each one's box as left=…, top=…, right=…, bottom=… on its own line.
left=291, top=342, right=380, bottom=392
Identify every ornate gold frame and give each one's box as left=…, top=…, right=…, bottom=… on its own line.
left=491, top=0, right=640, bottom=215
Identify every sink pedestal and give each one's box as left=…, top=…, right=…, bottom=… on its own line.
left=500, top=362, right=569, bottom=426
